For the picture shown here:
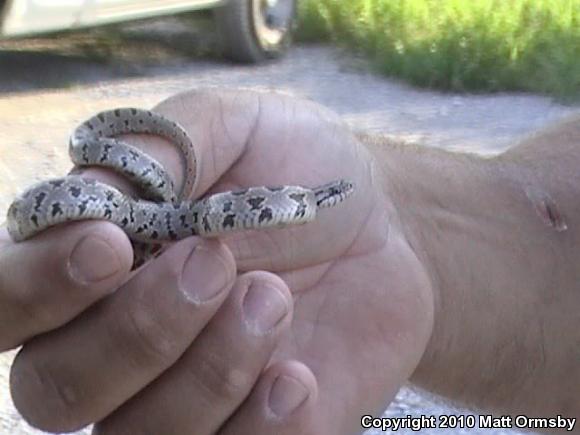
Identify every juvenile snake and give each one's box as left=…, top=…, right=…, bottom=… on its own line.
left=6, top=108, right=354, bottom=263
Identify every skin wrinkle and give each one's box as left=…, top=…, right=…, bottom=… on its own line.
left=208, top=93, right=262, bottom=194
left=366, top=140, right=442, bottom=292
left=226, top=230, right=265, bottom=269
left=0, top=254, right=47, bottom=332
left=290, top=208, right=391, bottom=358
left=121, top=282, right=177, bottom=368
left=278, top=261, right=332, bottom=297
left=439, top=211, right=540, bottom=405
left=360, top=141, right=439, bottom=367
left=482, top=338, right=539, bottom=412
left=16, top=285, right=54, bottom=333
left=361, top=138, right=443, bottom=369
left=118, top=245, right=197, bottom=362
left=14, top=350, right=77, bottom=431
left=217, top=94, right=236, bottom=150
left=214, top=95, right=235, bottom=180
left=281, top=202, right=375, bottom=278
left=298, top=249, right=422, bottom=435
left=283, top=254, right=354, bottom=357
left=249, top=228, right=321, bottom=275
left=537, top=317, right=547, bottom=371
left=358, top=141, right=392, bottom=254
left=307, top=293, right=333, bottom=373
left=187, top=345, right=255, bottom=404
left=342, top=192, right=381, bottom=259
left=433, top=217, right=483, bottom=356
left=261, top=229, right=285, bottom=273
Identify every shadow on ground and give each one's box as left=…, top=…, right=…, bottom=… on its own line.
left=0, top=13, right=222, bottom=93
left=0, top=50, right=142, bottom=91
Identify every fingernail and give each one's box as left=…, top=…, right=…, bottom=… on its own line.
left=243, top=280, right=288, bottom=335
left=268, top=375, right=309, bottom=418
left=69, top=235, right=121, bottom=284
left=182, top=244, right=232, bottom=302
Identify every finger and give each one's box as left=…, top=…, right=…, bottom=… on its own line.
left=155, top=88, right=352, bottom=196
left=219, top=360, right=319, bottom=435
left=95, top=271, right=292, bottom=435
left=10, top=236, right=236, bottom=433
left=152, top=89, right=370, bottom=271
left=233, top=233, right=431, bottom=435
left=0, top=222, right=132, bottom=352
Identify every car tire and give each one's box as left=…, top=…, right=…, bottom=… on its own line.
left=215, top=0, right=296, bottom=63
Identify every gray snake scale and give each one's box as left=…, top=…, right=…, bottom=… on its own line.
left=6, top=108, right=354, bottom=264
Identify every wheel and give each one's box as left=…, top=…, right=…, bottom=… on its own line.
left=215, top=0, right=297, bottom=63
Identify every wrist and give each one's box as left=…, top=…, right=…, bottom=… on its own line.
left=357, top=133, right=442, bottom=362
left=360, top=130, right=580, bottom=418
left=358, top=132, right=513, bottom=405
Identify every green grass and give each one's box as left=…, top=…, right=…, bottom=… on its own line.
left=296, top=0, right=580, bottom=101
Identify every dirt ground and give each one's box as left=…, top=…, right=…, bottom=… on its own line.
left=0, top=16, right=578, bottom=435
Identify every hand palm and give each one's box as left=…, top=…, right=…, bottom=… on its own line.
left=157, top=90, right=434, bottom=431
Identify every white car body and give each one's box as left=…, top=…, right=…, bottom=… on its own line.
left=0, top=0, right=226, bottom=37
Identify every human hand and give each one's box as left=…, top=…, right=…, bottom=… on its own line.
left=3, top=89, right=434, bottom=434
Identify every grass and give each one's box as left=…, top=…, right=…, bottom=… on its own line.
left=296, top=0, right=580, bottom=101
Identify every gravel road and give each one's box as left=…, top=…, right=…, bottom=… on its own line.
left=0, top=18, right=579, bottom=435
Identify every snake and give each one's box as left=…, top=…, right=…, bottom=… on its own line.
left=6, top=108, right=354, bottom=264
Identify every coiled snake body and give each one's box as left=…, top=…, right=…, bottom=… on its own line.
left=7, top=108, right=354, bottom=263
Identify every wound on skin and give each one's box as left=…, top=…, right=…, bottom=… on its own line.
left=526, top=187, right=568, bottom=232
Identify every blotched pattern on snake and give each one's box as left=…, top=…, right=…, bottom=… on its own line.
left=6, top=108, right=354, bottom=264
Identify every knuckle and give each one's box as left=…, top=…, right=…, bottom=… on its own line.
left=0, top=289, right=59, bottom=352
left=11, top=350, right=82, bottom=432
left=0, top=238, right=110, bottom=346
left=190, top=349, right=255, bottom=402
left=0, top=254, right=54, bottom=336
left=14, top=292, right=58, bottom=330
left=120, top=296, right=184, bottom=367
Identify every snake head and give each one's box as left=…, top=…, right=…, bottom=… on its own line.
left=314, top=179, right=355, bottom=209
